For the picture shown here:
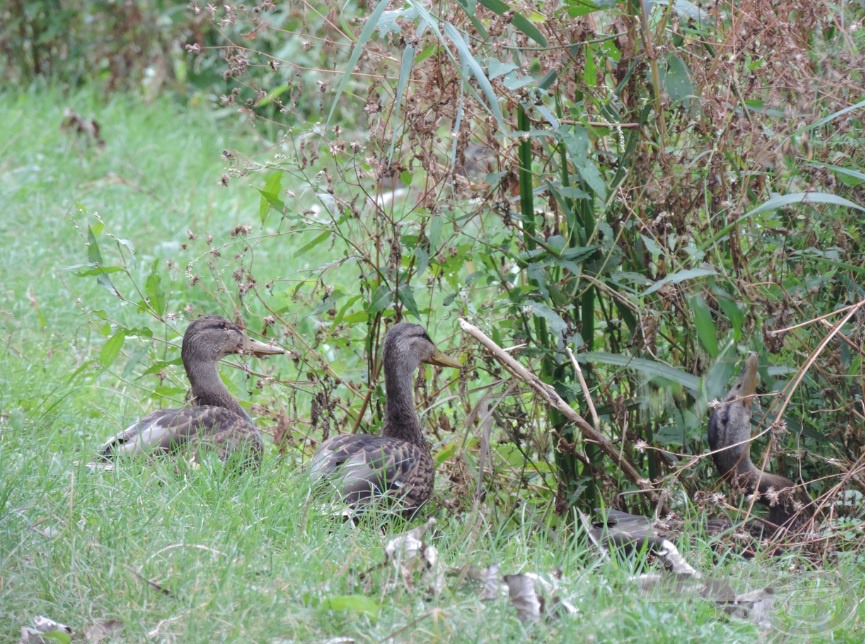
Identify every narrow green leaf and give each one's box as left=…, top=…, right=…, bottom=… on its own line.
left=256, top=188, right=285, bottom=216
left=660, top=53, right=695, bottom=104
left=689, top=295, right=718, bottom=357
left=366, top=284, right=393, bottom=315
left=575, top=351, right=701, bottom=393
left=798, top=98, right=865, bottom=134
left=566, top=0, right=601, bottom=17
left=397, top=286, right=420, bottom=318
left=704, top=192, right=865, bottom=249
left=327, top=0, right=391, bottom=126
left=68, top=359, right=98, bottom=383
left=476, top=0, right=548, bottom=45
left=145, top=260, right=165, bottom=316
left=64, top=263, right=126, bottom=276
left=153, top=386, right=187, bottom=397
left=334, top=294, right=363, bottom=326
left=388, top=44, right=417, bottom=160
left=806, top=162, right=865, bottom=185
left=259, top=171, right=283, bottom=223
left=434, top=440, right=459, bottom=465
left=713, top=288, right=743, bottom=341
left=443, top=23, right=505, bottom=131
left=526, top=301, right=567, bottom=338
left=86, top=225, right=120, bottom=296
left=39, top=631, right=72, bottom=644
left=576, top=160, right=607, bottom=200
left=140, top=357, right=183, bottom=377
left=295, top=230, right=332, bottom=256
left=428, top=215, right=443, bottom=253
left=414, top=245, right=430, bottom=276
left=100, top=330, right=127, bottom=369
left=642, top=268, right=717, bottom=296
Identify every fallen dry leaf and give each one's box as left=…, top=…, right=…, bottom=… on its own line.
left=503, top=574, right=543, bottom=621
left=84, top=619, right=124, bottom=643
left=383, top=518, right=444, bottom=595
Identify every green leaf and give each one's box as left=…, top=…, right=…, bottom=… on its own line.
left=366, top=284, right=393, bottom=315
left=489, top=59, right=518, bottom=79
left=389, top=44, right=417, bottom=160
left=397, top=286, right=421, bottom=318
left=319, top=595, right=381, bottom=617
left=713, top=288, right=743, bottom=341
left=414, top=245, right=430, bottom=276
left=68, top=359, right=98, bottom=383
left=443, top=23, right=505, bottom=131
left=476, top=0, right=548, bottom=46
left=660, top=53, right=695, bottom=104
left=63, top=263, right=126, bottom=276
left=327, top=0, right=391, bottom=126
left=86, top=225, right=120, bottom=296
left=254, top=83, right=289, bottom=108
left=566, top=0, right=601, bottom=17
left=428, top=215, right=443, bottom=253
left=295, top=230, right=332, bottom=256
left=806, top=162, right=865, bottom=186
left=100, top=329, right=127, bottom=369
left=526, top=301, right=567, bottom=339
left=434, top=440, right=459, bottom=465
left=140, top=357, right=183, bottom=377
left=642, top=268, right=717, bottom=296
left=575, top=159, right=607, bottom=200
left=145, top=260, right=165, bottom=316
left=704, top=192, right=865, bottom=249
left=584, top=42, right=597, bottom=86
left=689, top=295, right=718, bottom=357
left=798, top=98, right=865, bottom=134
left=259, top=171, right=283, bottom=223
left=574, top=351, right=701, bottom=393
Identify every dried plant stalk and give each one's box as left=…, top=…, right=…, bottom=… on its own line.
left=458, top=318, right=651, bottom=495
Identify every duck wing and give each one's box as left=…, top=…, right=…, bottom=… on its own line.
left=308, top=434, right=433, bottom=508
left=98, top=406, right=263, bottom=462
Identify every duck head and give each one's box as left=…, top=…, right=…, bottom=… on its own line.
left=181, top=315, right=284, bottom=367
left=382, top=322, right=461, bottom=371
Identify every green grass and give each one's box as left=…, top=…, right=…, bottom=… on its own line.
left=1, top=86, right=862, bottom=641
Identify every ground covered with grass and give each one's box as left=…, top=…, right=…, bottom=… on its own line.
left=1, top=88, right=862, bottom=641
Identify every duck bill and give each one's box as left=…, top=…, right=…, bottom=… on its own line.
left=727, top=352, right=758, bottom=400
left=240, top=335, right=284, bottom=357
left=425, top=348, right=461, bottom=369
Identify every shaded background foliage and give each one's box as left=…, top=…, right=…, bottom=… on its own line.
left=8, top=0, right=865, bottom=541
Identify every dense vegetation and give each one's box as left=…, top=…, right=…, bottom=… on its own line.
left=1, top=0, right=864, bottom=639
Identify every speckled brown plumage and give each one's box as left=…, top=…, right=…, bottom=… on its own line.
left=308, top=323, right=460, bottom=515
left=97, top=315, right=283, bottom=467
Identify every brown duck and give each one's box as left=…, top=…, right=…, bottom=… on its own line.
left=707, top=352, right=813, bottom=530
left=308, top=323, right=460, bottom=515
left=97, top=315, right=283, bottom=466
left=592, top=353, right=814, bottom=550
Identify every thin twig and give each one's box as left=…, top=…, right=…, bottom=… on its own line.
left=565, top=346, right=599, bottom=431
left=125, top=565, right=171, bottom=596
left=770, top=301, right=863, bottom=424
left=458, top=319, right=652, bottom=496
left=769, top=298, right=864, bottom=335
